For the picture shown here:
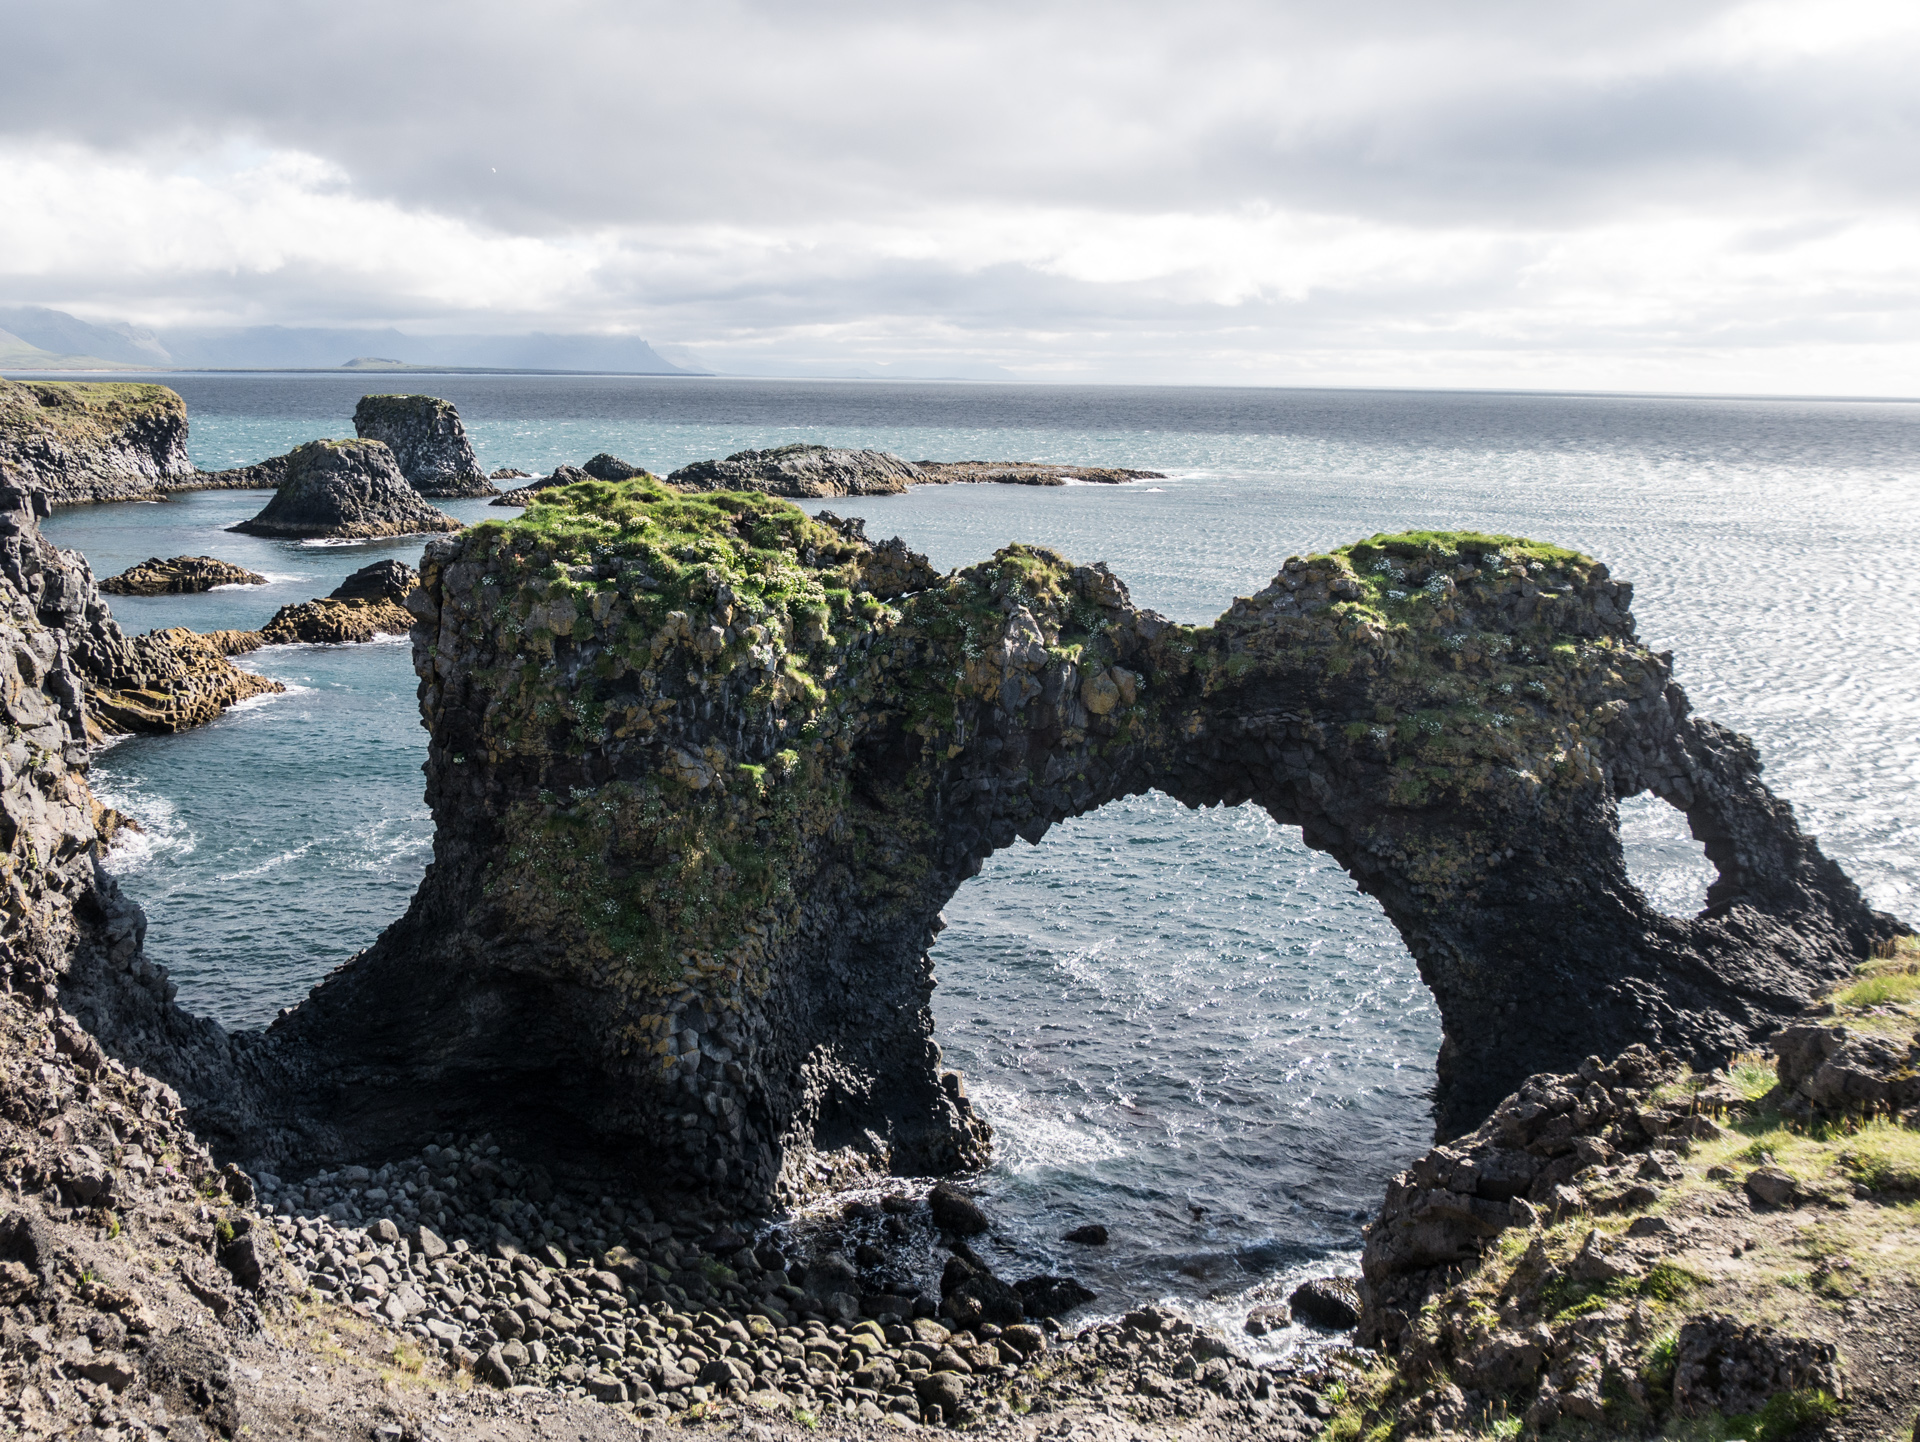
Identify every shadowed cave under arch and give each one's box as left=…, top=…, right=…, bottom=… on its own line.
left=184, top=487, right=1898, bottom=1214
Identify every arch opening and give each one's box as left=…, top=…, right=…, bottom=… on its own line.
left=1616, top=790, right=1718, bottom=920
left=926, top=788, right=1434, bottom=1347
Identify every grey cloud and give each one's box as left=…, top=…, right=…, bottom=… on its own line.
left=6, top=0, right=1913, bottom=232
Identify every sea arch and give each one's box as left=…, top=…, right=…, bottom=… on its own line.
left=244, top=484, right=1898, bottom=1211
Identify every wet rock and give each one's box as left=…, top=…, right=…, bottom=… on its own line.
left=1013, top=1275, right=1096, bottom=1318
left=331, top=559, right=418, bottom=604
left=940, top=1246, right=1024, bottom=1328
left=256, top=596, right=414, bottom=646
left=913, top=460, right=1165, bottom=487
left=1061, top=1223, right=1108, bottom=1245
left=1243, top=1304, right=1290, bottom=1337
left=228, top=439, right=462, bottom=539
left=100, top=555, right=266, bottom=595
left=489, top=463, right=595, bottom=507
left=928, top=1182, right=989, bottom=1235
left=1288, top=1276, right=1360, bottom=1330
left=353, top=393, right=495, bottom=497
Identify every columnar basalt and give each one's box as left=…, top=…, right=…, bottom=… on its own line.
left=0, top=379, right=195, bottom=504
left=253, top=481, right=1900, bottom=1214
left=352, top=393, right=496, bottom=498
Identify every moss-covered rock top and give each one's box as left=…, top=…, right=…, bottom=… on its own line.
left=0, top=377, right=185, bottom=433
left=0, top=377, right=195, bottom=502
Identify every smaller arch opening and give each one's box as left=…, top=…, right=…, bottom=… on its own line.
left=1618, top=791, right=1718, bottom=919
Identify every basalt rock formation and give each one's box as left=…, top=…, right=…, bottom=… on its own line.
left=100, top=555, right=266, bottom=595
left=664, top=445, right=1164, bottom=499
left=493, top=462, right=651, bottom=508
left=228, top=439, right=463, bottom=540
left=668, top=444, right=925, bottom=498
left=0, top=379, right=195, bottom=504
left=0, top=479, right=281, bottom=737
left=244, top=479, right=1900, bottom=1216
left=915, top=461, right=1164, bottom=486
left=220, top=560, right=420, bottom=649
left=352, top=394, right=496, bottom=497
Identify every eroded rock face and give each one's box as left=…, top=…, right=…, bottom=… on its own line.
left=250, top=483, right=1899, bottom=1212
left=228, top=440, right=463, bottom=540
left=0, top=380, right=195, bottom=504
left=352, top=394, right=496, bottom=497
left=668, top=444, right=924, bottom=497
left=100, top=556, right=266, bottom=596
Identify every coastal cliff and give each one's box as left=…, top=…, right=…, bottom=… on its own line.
left=0, top=380, right=195, bottom=504
left=252, top=479, right=1898, bottom=1214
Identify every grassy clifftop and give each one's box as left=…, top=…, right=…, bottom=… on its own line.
left=1335, top=936, right=1920, bottom=1442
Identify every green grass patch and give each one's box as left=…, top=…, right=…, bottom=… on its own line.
left=1729, top=1053, right=1778, bottom=1102
left=1835, top=1119, right=1920, bottom=1193
left=1834, top=968, right=1920, bottom=1009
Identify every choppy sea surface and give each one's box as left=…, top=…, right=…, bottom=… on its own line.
left=41, top=374, right=1919, bottom=1354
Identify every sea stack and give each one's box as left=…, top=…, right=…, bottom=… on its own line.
left=352, top=393, right=496, bottom=497
left=228, top=439, right=463, bottom=540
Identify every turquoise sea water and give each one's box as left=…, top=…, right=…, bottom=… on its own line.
left=40, top=375, right=1920, bottom=1351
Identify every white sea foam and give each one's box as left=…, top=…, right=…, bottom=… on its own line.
left=217, top=841, right=315, bottom=882
left=223, top=683, right=313, bottom=713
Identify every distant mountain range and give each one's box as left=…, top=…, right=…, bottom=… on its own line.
left=0, top=306, right=697, bottom=375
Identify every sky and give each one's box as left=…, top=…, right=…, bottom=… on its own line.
left=3, top=0, right=1919, bottom=391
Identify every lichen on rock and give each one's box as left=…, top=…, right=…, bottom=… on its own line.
left=246, top=481, right=1897, bottom=1218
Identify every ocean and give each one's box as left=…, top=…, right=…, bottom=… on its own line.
left=45, top=373, right=1920, bottom=1353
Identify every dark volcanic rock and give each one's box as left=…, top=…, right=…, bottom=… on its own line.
left=583, top=453, right=643, bottom=481
left=1062, top=1223, right=1109, bottom=1245
left=915, top=460, right=1164, bottom=486
left=257, top=598, right=414, bottom=647
left=228, top=440, right=462, bottom=540
left=330, top=559, right=419, bottom=604
left=100, top=555, right=266, bottom=596
left=1014, top=1275, right=1097, bottom=1318
left=490, top=463, right=602, bottom=507
left=1288, top=1276, right=1360, bottom=1330
left=353, top=394, right=496, bottom=497
left=234, top=487, right=1896, bottom=1216
left=928, top=1181, right=990, bottom=1235
left=668, top=443, right=922, bottom=498
left=0, top=379, right=195, bottom=504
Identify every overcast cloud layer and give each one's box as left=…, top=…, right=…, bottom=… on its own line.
left=4, top=0, right=1919, bottom=390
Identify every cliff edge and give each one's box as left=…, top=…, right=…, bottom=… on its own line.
left=0, top=380, right=195, bottom=504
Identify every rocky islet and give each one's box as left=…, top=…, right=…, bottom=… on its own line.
left=98, top=555, right=266, bottom=596
left=227, top=438, right=463, bottom=540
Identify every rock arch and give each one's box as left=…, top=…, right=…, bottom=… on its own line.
left=242, top=484, right=1899, bottom=1211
